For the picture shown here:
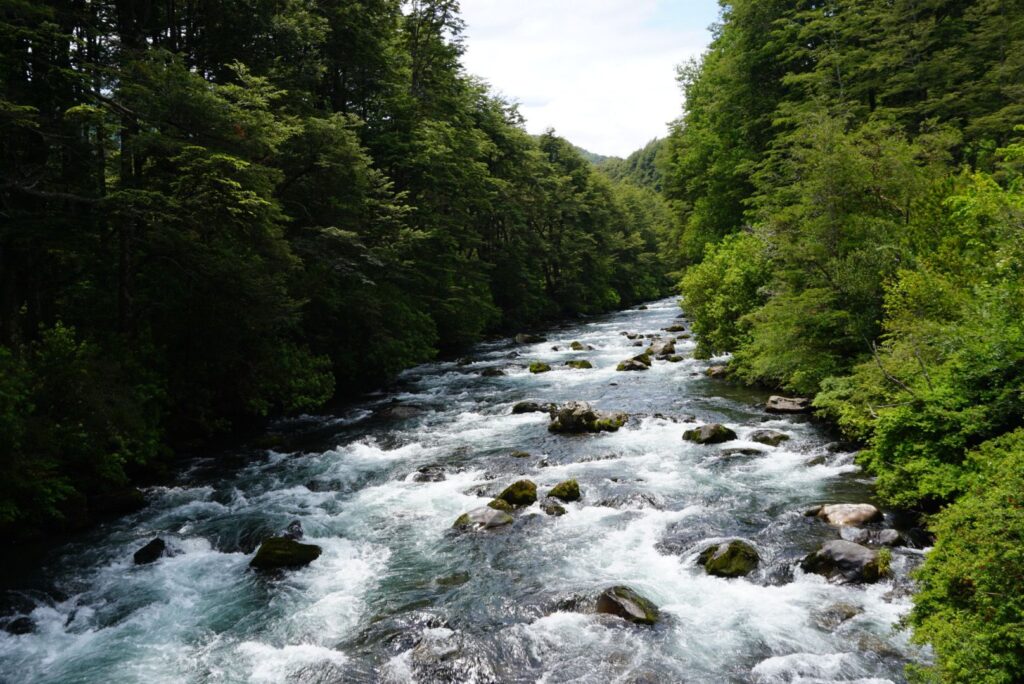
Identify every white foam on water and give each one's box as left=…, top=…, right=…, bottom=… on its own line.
left=235, top=641, right=348, bottom=683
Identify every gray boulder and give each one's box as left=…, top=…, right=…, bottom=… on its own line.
left=766, top=396, right=811, bottom=413
left=800, top=540, right=883, bottom=583
left=548, top=401, right=628, bottom=434
left=596, top=586, right=660, bottom=625
left=452, top=507, right=514, bottom=530
left=698, top=540, right=759, bottom=578
left=749, top=429, right=790, bottom=446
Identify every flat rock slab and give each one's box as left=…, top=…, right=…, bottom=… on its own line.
left=766, top=396, right=811, bottom=413
left=801, top=540, right=882, bottom=583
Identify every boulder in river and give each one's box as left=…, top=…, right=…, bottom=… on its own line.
left=617, top=358, right=648, bottom=371
left=511, top=401, right=556, bottom=415
left=548, top=479, right=581, bottom=502
left=705, top=366, right=728, bottom=378
left=413, top=465, right=447, bottom=482
left=250, top=537, right=322, bottom=569
left=565, top=360, right=593, bottom=369
left=509, top=450, right=531, bottom=459
left=812, top=602, right=863, bottom=631
left=515, top=333, right=546, bottom=344
left=749, top=429, right=790, bottom=447
left=647, top=339, right=676, bottom=358
left=480, top=368, right=505, bottom=377
left=812, top=503, right=883, bottom=526
left=570, top=341, right=586, bottom=351
left=497, top=479, right=537, bottom=507
left=3, top=617, right=34, bottom=635
left=487, top=498, right=514, bottom=513
left=529, top=362, right=552, bottom=374
left=766, top=396, right=811, bottom=414
left=683, top=423, right=738, bottom=444
left=596, top=586, right=660, bottom=626
left=698, top=540, right=760, bottom=578
left=453, top=507, right=514, bottom=531
left=133, top=537, right=167, bottom=565
left=548, top=401, right=628, bottom=434
left=800, top=540, right=883, bottom=583
left=664, top=324, right=686, bottom=333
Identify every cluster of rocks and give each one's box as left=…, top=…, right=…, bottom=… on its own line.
left=452, top=478, right=583, bottom=530
left=547, top=401, right=628, bottom=434
left=615, top=334, right=684, bottom=371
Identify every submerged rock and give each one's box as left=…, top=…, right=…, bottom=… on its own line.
left=548, top=401, right=628, bottom=434
left=497, top=479, right=537, bottom=507
left=412, top=465, right=447, bottom=482
left=596, top=586, right=660, bottom=626
left=719, top=447, right=765, bottom=458
left=540, top=499, right=567, bottom=516
left=480, top=368, right=506, bottom=377
left=698, top=540, right=760, bottom=578
left=814, top=503, right=883, bottom=526
left=682, top=423, right=738, bottom=444
left=282, top=520, right=304, bottom=540
left=453, top=507, right=514, bottom=531
left=548, top=479, right=581, bottom=502
left=812, top=602, right=863, bottom=631
left=766, top=395, right=811, bottom=413
left=529, top=362, right=552, bottom=374
left=515, top=333, right=546, bottom=344
left=800, top=540, right=883, bottom=583
left=663, top=324, right=686, bottom=333
left=511, top=401, right=556, bottom=415
left=509, top=450, right=531, bottom=459
left=565, top=360, right=593, bottom=369
left=749, top=429, right=790, bottom=446
left=133, top=537, right=167, bottom=565
left=250, top=537, right=322, bottom=569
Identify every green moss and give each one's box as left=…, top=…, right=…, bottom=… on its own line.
left=487, top=498, right=514, bottom=512
left=698, top=540, right=759, bottom=577
left=497, top=479, right=537, bottom=507
left=570, top=341, right=586, bottom=350
left=529, top=362, right=552, bottom=374
left=548, top=479, right=581, bottom=502
left=565, top=360, right=593, bottom=369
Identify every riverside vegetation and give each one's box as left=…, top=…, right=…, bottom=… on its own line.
left=0, top=0, right=1022, bottom=682
left=663, top=1, right=1024, bottom=681
left=0, top=1, right=678, bottom=538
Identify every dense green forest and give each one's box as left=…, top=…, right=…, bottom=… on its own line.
left=662, top=1, right=1023, bottom=681
left=0, top=0, right=679, bottom=537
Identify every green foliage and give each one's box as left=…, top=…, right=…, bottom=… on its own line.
left=0, top=0, right=674, bottom=533
left=679, top=231, right=769, bottom=359
left=908, top=430, right=1024, bottom=684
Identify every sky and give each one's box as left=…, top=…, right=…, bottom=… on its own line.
left=459, top=0, right=721, bottom=158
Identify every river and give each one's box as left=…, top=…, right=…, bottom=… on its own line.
left=0, top=298, right=927, bottom=683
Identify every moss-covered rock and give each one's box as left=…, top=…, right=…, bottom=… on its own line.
left=667, top=355, right=684, bottom=363
left=664, top=325, right=686, bottom=333
left=511, top=401, right=556, bottom=415
left=596, top=586, right=660, bottom=625
left=480, top=368, right=505, bottom=377
left=453, top=506, right=514, bottom=530
left=487, top=498, right=514, bottom=512
left=510, top=450, right=531, bottom=458
left=698, top=540, right=759, bottom=577
left=529, top=362, right=551, bottom=374
left=682, top=423, right=738, bottom=444
left=548, top=479, right=581, bottom=502
left=706, top=365, right=728, bottom=378
left=570, top=341, right=586, bottom=351
left=565, top=360, right=593, bottom=369
left=497, top=479, right=537, bottom=507
left=250, top=537, right=322, bottom=569
left=616, top=359, right=648, bottom=371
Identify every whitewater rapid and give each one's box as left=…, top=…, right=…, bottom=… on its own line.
left=0, top=299, right=927, bottom=683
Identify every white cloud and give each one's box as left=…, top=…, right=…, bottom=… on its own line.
left=459, top=0, right=718, bottom=157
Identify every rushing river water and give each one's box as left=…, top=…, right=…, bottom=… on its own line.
left=0, top=299, right=928, bottom=683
